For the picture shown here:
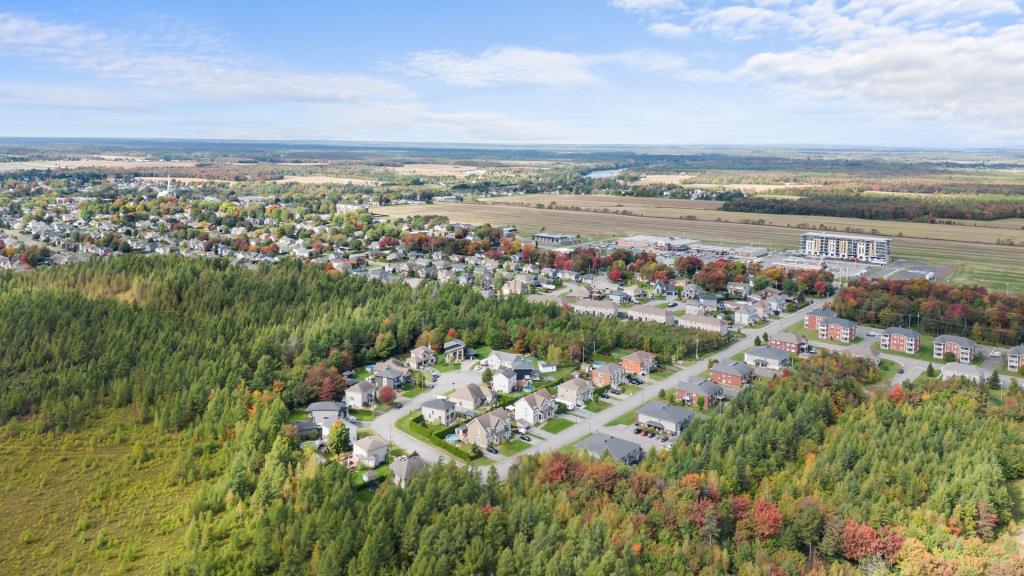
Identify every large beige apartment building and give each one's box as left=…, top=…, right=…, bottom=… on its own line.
left=800, top=232, right=891, bottom=264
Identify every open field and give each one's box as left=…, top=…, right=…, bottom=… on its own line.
left=385, top=163, right=485, bottom=177
left=377, top=198, right=1024, bottom=292
left=0, top=159, right=198, bottom=172
left=486, top=194, right=1024, bottom=245
left=0, top=410, right=194, bottom=575
left=279, top=175, right=378, bottom=185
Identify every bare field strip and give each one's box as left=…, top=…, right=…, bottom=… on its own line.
left=0, top=159, right=197, bottom=172
left=279, top=175, right=378, bottom=185
left=375, top=202, right=1024, bottom=289
left=485, top=195, right=1024, bottom=245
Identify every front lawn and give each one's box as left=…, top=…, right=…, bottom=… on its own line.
left=584, top=399, right=611, bottom=412
left=394, top=411, right=485, bottom=465
left=499, top=439, right=531, bottom=456
left=608, top=409, right=638, bottom=426
left=875, top=359, right=902, bottom=384
left=433, top=362, right=462, bottom=373
left=348, top=409, right=376, bottom=422
left=541, top=417, right=574, bottom=434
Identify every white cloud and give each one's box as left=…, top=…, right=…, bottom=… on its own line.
left=405, top=45, right=713, bottom=88
left=648, top=22, right=693, bottom=37
left=610, top=0, right=685, bottom=13
left=693, top=6, right=795, bottom=40
left=405, top=46, right=601, bottom=88
left=0, top=13, right=412, bottom=104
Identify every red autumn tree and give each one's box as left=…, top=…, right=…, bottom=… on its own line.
left=840, top=520, right=880, bottom=561
left=377, top=385, right=396, bottom=404
left=753, top=499, right=783, bottom=539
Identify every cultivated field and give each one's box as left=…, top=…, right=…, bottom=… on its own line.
left=0, top=159, right=197, bottom=172
left=279, top=175, right=378, bottom=185
left=385, top=163, right=485, bottom=177
left=377, top=197, right=1024, bottom=293
left=487, top=194, right=1024, bottom=245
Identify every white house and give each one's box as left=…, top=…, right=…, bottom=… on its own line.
left=352, top=436, right=389, bottom=468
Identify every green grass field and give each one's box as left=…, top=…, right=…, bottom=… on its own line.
left=584, top=399, right=611, bottom=412
left=498, top=439, right=530, bottom=456
left=541, top=417, right=573, bottom=433
left=0, top=409, right=196, bottom=575
left=608, top=409, right=639, bottom=426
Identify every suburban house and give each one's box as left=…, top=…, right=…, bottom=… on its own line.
left=511, top=389, right=557, bottom=427
left=727, top=281, right=750, bottom=298
left=352, top=436, right=389, bottom=468
left=940, top=363, right=990, bottom=384
left=289, top=421, right=322, bottom=440
left=557, top=377, right=594, bottom=407
left=345, top=380, right=377, bottom=409
left=461, top=408, right=512, bottom=448
left=608, top=290, right=631, bottom=304
left=501, top=278, right=530, bottom=296
left=491, top=367, right=519, bottom=394
left=769, top=332, right=807, bottom=355
left=636, top=402, right=694, bottom=434
left=934, top=335, right=976, bottom=363
left=390, top=453, right=427, bottom=488
left=818, top=318, right=857, bottom=343
left=421, top=397, right=457, bottom=425
left=711, top=360, right=755, bottom=389
left=305, top=401, right=348, bottom=434
left=744, top=346, right=790, bottom=370
left=450, top=383, right=497, bottom=412
left=571, top=298, right=619, bottom=318
left=677, top=313, right=730, bottom=335
left=577, top=432, right=644, bottom=465
left=621, top=350, right=657, bottom=376
left=880, top=327, right=922, bottom=354
left=675, top=379, right=725, bottom=407
left=805, top=309, right=838, bottom=331
left=653, top=279, right=676, bottom=297
left=624, top=304, right=674, bottom=324
left=443, top=339, right=466, bottom=363
left=408, top=345, right=437, bottom=369
left=1009, top=346, right=1023, bottom=372
left=733, top=304, right=758, bottom=326
left=481, top=350, right=526, bottom=370
left=372, top=358, right=412, bottom=388
left=591, top=363, right=627, bottom=391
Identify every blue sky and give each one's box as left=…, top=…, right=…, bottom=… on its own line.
left=1, top=0, right=1022, bottom=147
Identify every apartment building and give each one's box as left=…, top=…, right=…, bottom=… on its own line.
left=1008, top=346, right=1023, bottom=372
left=800, top=232, right=891, bottom=264
left=933, top=335, right=976, bottom=363
left=819, top=318, right=858, bottom=343
left=880, top=327, right=922, bottom=354
left=677, top=313, right=730, bottom=335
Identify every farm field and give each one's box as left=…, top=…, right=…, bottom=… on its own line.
left=279, top=175, right=378, bottom=185
left=0, top=159, right=197, bottom=172
left=486, top=194, right=1024, bottom=245
left=376, top=198, right=1024, bottom=292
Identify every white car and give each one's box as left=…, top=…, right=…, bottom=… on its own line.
left=990, top=350, right=1002, bottom=358
left=866, top=331, right=878, bottom=337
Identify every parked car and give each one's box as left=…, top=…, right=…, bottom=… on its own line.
left=990, top=350, right=1003, bottom=357
left=610, top=389, right=622, bottom=395
left=600, top=392, right=610, bottom=399
left=633, top=428, right=642, bottom=435
left=486, top=446, right=499, bottom=455
left=519, top=434, right=531, bottom=442
left=866, top=331, right=878, bottom=337
left=897, top=368, right=904, bottom=374
left=667, top=302, right=677, bottom=308
left=659, top=436, right=668, bottom=443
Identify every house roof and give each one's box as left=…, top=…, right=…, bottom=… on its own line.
left=355, top=436, right=389, bottom=451
left=745, top=346, right=790, bottom=363
left=677, top=378, right=723, bottom=397
left=390, top=453, right=427, bottom=483
left=444, top=339, right=465, bottom=351
left=713, top=360, right=755, bottom=377
left=306, top=401, right=346, bottom=413
left=622, top=350, right=656, bottom=364
left=883, top=327, right=921, bottom=339
left=594, top=363, right=625, bottom=375
left=289, top=421, right=320, bottom=435
left=638, top=401, right=693, bottom=424
left=825, top=318, right=858, bottom=330
left=410, top=345, right=435, bottom=357
left=519, top=389, right=554, bottom=408
left=577, top=432, right=643, bottom=462
left=494, top=367, right=517, bottom=380
left=808, top=309, right=837, bottom=319
left=1009, top=346, right=1024, bottom=357
left=771, top=331, right=806, bottom=345
left=450, top=383, right=495, bottom=404
left=421, top=398, right=455, bottom=411
left=472, top=408, right=510, bottom=429
left=559, top=377, right=592, bottom=392
left=935, top=334, right=976, bottom=347
left=348, top=380, right=376, bottom=394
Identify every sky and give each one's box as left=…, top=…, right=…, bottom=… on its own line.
left=0, top=0, right=1023, bottom=147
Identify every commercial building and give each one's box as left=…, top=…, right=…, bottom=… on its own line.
left=800, top=232, right=891, bottom=264
left=636, top=402, right=694, bottom=434
left=616, top=235, right=696, bottom=252
left=531, top=233, right=577, bottom=246
left=576, top=432, right=644, bottom=465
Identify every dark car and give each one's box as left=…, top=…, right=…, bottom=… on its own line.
left=634, top=428, right=642, bottom=435
left=392, top=402, right=403, bottom=409
left=486, top=446, right=499, bottom=455
left=659, top=436, right=668, bottom=443
left=520, top=434, right=532, bottom=442
left=610, top=389, right=622, bottom=395
left=600, top=392, right=610, bottom=399
left=897, top=368, right=904, bottom=374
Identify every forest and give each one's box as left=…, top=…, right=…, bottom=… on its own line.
left=722, top=195, right=1024, bottom=222
left=0, top=256, right=727, bottom=431
left=831, top=277, right=1024, bottom=346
